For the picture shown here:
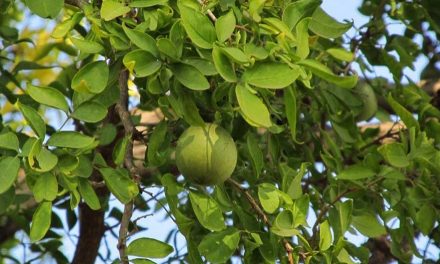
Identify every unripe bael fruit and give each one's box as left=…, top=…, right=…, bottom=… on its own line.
left=355, top=84, right=378, bottom=121
left=175, top=123, right=237, bottom=185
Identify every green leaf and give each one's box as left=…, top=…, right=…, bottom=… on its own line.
left=271, top=210, right=300, bottom=237
left=101, top=0, right=131, bottom=21
left=78, top=178, right=101, bottom=210
left=296, top=18, right=310, bottom=59
left=282, top=0, right=321, bottom=30
left=72, top=101, right=108, bottom=123
left=309, top=7, right=352, bottom=39
left=157, top=38, right=180, bottom=60
left=178, top=2, right=216, bottom=49
left=99, top=168, right=139, bottom=204
left=198, top=228, right=240, bottom=263
left=29, top=141, right=58, bottom=172
left=147, top=122, right=169, bottom=166
left=246, top=133, right=264, bottom=178
left=30, top=201, right=52, bottom=242
left=71, top=61, right=109, bottom=94
left=215, top=10, right=236, bottom=42
left=170, top=63, right=209, bottom=90
left=258, top=183, right=280, bottom=214
left=183, top=58, right=217, bottom=76
left=33, top=172, right=58, bottom=202
left=243, top=62, right=299, bottom=89
left=73, top=155, right=93, bottom=178
left=338, top=164, right=375, bottom=180
left=387, top=94, right=419, bottom=131
left=298, top=60, right=358, bottom=88
left=47, top=131, right=94, bottom=149
left=280, top=163, right=307, bottom=200
left=0, top=187, right=15, bottom=214
left=180, top=92, right=205, bottom=126
left=415, top=204, right=436, bottom=235
left=248, top=0, right=265, bottom=22
left=378, top=142, right=410, bottom=168
left=122, top=24, right=159, bottom=57
left=327, top=48, right=354, bottom=61
left=319, top=220, right=332, bottom=251
left=16, top=102, right=46, bottom=138
left=70, top=37, right=104, bottom=54
left=219, top=46, right=249, bottom=64
left=129, top=0, right=168, bottom=7
left=127, top=238, right=173, bottom=258
left=0, top=132, right=19, bottom=152
left=336, top=200, right=352, bottom=236
left=236, top=84, right=272, bottom=128
left=27, top=84, right=69, bottom=112
left=352, top=213, right=386, bottom=238
left=284, top=86, right=300, bottom=143
left=212, top=46, right=237, bottom=82
left=25, top=0, right=63, bottom=18
left=123, top=50, right=162, bottom=77
left=189, top=191, right=226, bottom=231
left=113, top=136, right=129, bottom=165
left=0, top=157, right=20, bottom=194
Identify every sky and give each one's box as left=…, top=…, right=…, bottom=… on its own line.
left=6, top=0, right=436, bottom=263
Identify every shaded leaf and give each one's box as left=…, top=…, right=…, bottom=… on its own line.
left=378, top=142, right=410, bottom=168
left=198, top=228, right=240, bottom=263
left=0, top=157, right=20, bottom=194
left=170, top=63, right=209, bottom=90
left=338, top=164, right=375, bottom=180
left=189, top=191, right=226, bottom=231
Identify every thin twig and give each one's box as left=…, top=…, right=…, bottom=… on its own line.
left=197, top=0, right=217, bottom=21
left=227, top=179, right=295, bottom=264
left=311, top=176, right=385, bottom=243
left=115, top=69, right=139, bottom=264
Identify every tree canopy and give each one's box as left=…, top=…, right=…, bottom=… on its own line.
left=1, top=0, right=440, bottom=263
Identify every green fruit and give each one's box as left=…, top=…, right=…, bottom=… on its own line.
left=355, top=84, right=377, bottom=121
left=176, top=123, right=237, bottom=185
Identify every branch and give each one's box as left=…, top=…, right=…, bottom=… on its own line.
left=310, top=176, right=385, bottom=245
left=115, top=69, right=139, bottom=264
left=227, top=179, right=294, bottom=264
left=197, top=0, right=217, bottom=22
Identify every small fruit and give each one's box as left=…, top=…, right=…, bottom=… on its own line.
left=355, top=84, right=377, bottom=121
left=175, top=123, right=237, bottom=185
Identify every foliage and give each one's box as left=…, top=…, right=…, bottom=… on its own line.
left=1, top=0, right=440, bottom=263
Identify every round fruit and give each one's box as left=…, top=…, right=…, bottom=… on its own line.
left=175, top=123, right=237, bottom=185
left=355, top=84, right=377, bottom=121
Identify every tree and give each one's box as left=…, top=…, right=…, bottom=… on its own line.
left=1, top=0, right=440, bottom=263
